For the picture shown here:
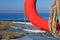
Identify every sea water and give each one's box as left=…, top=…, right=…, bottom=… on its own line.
left=0, top=13, right=49, bottom=21
left=0, top=13, right=24, bottom=21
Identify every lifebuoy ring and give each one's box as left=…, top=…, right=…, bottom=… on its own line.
left=24, top=0, right=49, bottom=31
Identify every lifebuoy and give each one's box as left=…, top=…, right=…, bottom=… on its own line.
left=24, top=0, right=49, bottom=31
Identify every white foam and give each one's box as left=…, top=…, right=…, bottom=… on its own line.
left=23, top=29, right=46, bottom=33
left=12, top=22, right=46, bottom=33
left=13, top=22, right=32, bottom=25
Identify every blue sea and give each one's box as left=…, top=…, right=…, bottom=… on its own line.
left=0, top=13, right=60, bottom=40
left=0, top=13, right=25, bottom=21
left=0, top=13, right=50, bottom=21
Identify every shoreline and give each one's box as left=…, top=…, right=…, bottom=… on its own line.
left=12, top=22, right=46, bottom=33
left=0, top=21, right=46, bottom=33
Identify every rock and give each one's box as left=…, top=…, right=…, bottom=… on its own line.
left=0, top=22, right=16, bottom=30
left=0, top=32, right=25, bottom=39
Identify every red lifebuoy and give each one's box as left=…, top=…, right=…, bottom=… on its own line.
left=24, top=0, right=49, bottom=31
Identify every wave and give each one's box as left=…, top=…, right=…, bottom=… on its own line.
left=12, top=22, right=46, bottom=33
left=13, top=22, right=32, bottom=25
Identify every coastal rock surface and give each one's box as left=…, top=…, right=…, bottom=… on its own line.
left=0, top=32, right=25, bottom=39
left=0, top=22, right=16, bottom=30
